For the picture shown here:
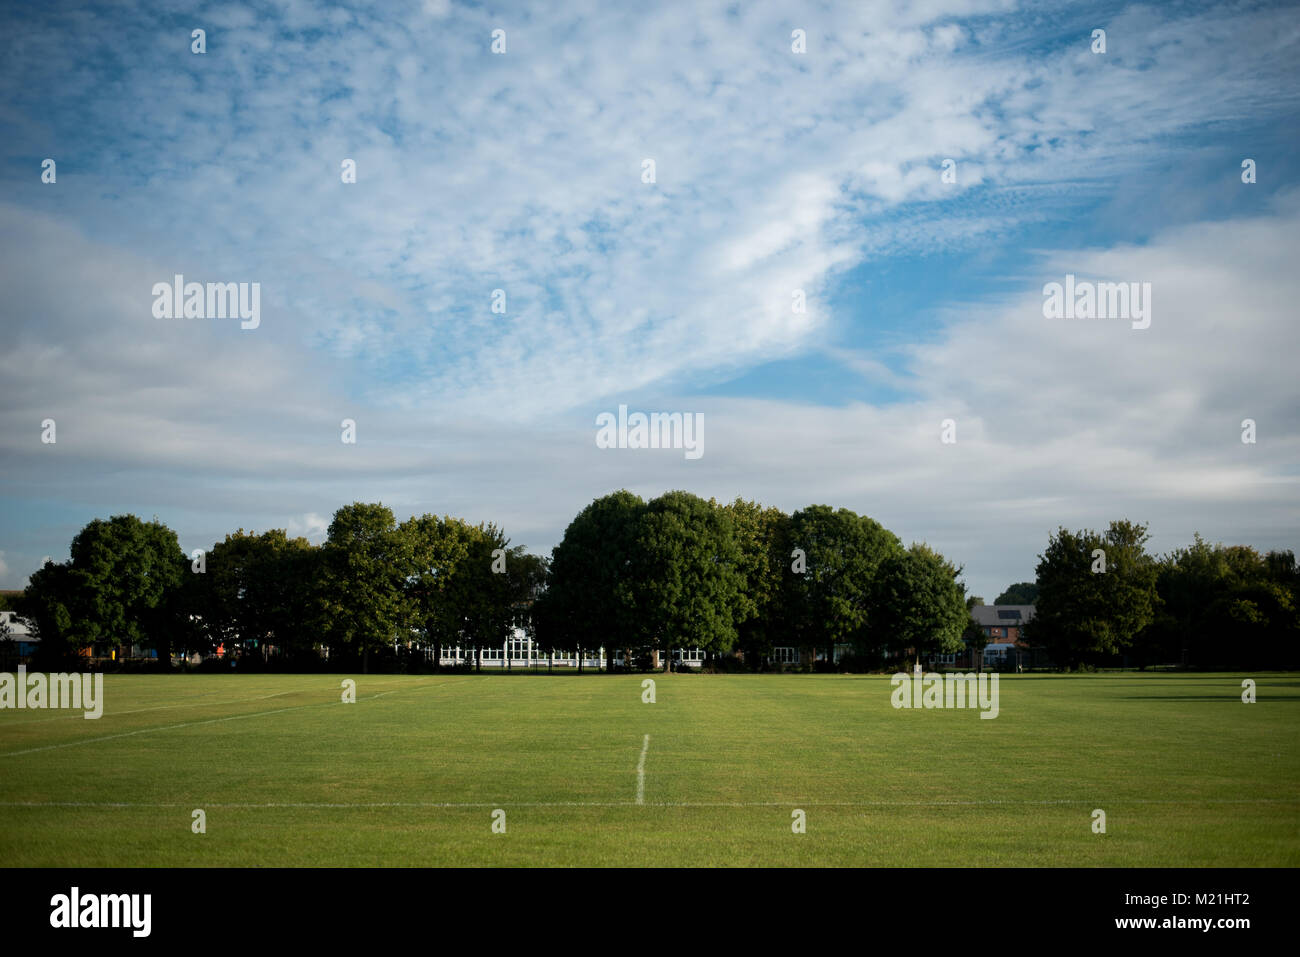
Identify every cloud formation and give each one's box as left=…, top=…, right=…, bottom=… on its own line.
left=0, top=0, right=1297, bottom=599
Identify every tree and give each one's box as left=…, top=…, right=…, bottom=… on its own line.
left=186, top=529, right=320, bottom=664
left=963, top=594, right=986, bottom=672
left=633, top=491, right=750, bottom=671
left=400, top=515, right=476, bottom=670
left=18, top=515, right=187, bottom=663
left=0, top=616, right=15, bottom=671
left=504, top=549, right=549, bottom=666
left=319, top=503, right=412, bottom=673
left=724, top=499, right=792, bottom=668
left=16, top=560, right=77, bottom=665
left=1141, top=537, right=1299, bottom=669
left=785, top=505, right=903, bottom=668
left=1026, top=520, right=1158, bottom=669
left=437, top=521, right=538, bottom=672
left=994, top=582, right=1038, bottom=605
left=536, top=491, right=645, bottom=671
left=871, top=543, right=969, bottom=670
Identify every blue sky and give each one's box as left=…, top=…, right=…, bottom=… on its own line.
left=1, top=0, right=1298, bottom=601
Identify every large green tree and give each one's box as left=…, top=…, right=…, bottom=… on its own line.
left=871, top=543, right=970, bottom=670
left=1027, top=520, right=1159, bottom=668
left=19, top=515, right=187, bottom=662
left=633, top=491, right=750, bottom=670
left=320, top=503, right=412, bottom=673
left=400, top=514, right=476, bottom=670
left=16, top=560, right=77, bottom=665
left=444, top=522, right=525, bottom=671
left=784, top=505, right=903, bottom=668
left=724, top=498, right=793, bottom=666
left=536, top=491, right=645, bottom=671
left=1141, top=537, right=1299, bottom=669
left=185, top=529, right=320, bottom=662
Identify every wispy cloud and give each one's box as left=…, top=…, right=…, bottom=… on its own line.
left=0, top=0, right=1297, bottom=597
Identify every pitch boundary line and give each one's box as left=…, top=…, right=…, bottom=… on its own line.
left=0, top=687, right=316, bottom=726
left=636, top=734, right=650, bottom=805
left=2, top=798, right=1296, bottom=810
left=0, top=677, right=461, bottom=758
left=0, top=675, right=487, bottom=727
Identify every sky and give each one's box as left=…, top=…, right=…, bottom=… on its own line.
left=1, top=0, right=1297, bottom=602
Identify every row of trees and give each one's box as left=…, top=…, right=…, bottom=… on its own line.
left=534, top=492, right=970, bottom=669
left=15, top=499, right=1295, bottom=673
left=1026, top=521, right=1299, bottom=670
left=19, top=505, right=543, bottom=672
left=14, top=492, right=973, bottom=672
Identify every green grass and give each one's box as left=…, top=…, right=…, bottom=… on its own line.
left=1, top=672, right=1297, bottom=866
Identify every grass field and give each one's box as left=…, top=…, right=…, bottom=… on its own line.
left=1, top=672, right=1297, bottom=866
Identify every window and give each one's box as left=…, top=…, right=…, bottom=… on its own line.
left=770, top=647, right=798, bottom=664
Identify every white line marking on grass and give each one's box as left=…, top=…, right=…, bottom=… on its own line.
left=0, top=677, right=448, bottom=727
left=636, top=734, right=650, bottom=805
left=0, top=703, right=327, bottom=758
left=0, top=688, right=239, bottom=725
left=1, top=798, right=1296, bottom=810
left=0, top=682, right=439, bottom=759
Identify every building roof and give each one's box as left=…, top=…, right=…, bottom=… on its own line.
left=971, top=604, right=1035, bottom=627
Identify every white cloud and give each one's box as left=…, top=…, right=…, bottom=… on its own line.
left=3, top=196, right=1296, bottom=597
left=1, top=0, right=1298, bottom=597
left=5, top=0, right=1294, bottom=421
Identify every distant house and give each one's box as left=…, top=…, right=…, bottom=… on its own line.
left=971, top=604, right=1035, bottom=643
left=0, top=610, right=39, bottom=658
left=974, top=604, right=1044, bottom=670
left=932, top=604, right=1044, bottom=671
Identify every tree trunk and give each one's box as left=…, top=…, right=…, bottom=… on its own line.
left=475, top=646, right=481, bottom=672
left=363, top=645, right=369, bottom=675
